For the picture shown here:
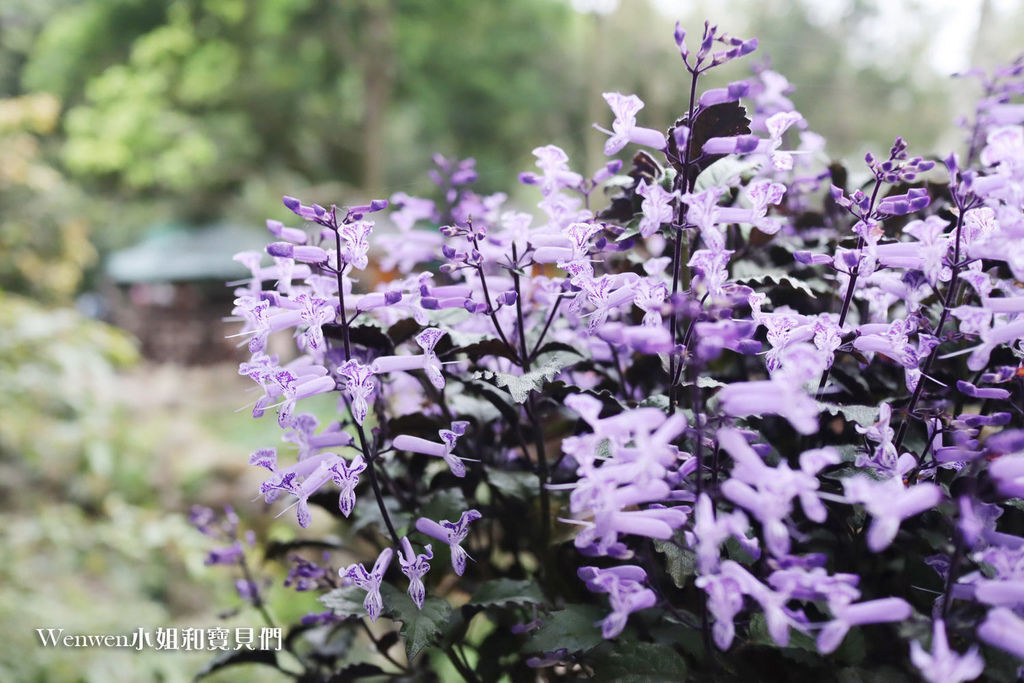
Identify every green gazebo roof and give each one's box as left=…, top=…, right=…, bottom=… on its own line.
left=105, top=222, right=270, bottom=284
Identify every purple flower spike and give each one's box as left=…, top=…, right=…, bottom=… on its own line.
left=398, top=537, right=433, bottom=609
left=341, top=548, right=393, bottom=622
left=415, top=509, right=482, bottom=576
left=329, top=455, right=366, bottom=518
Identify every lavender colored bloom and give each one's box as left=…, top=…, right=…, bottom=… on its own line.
left=393, top=421, right=470, bottom=477
left=341, top=548, right=393, bottom=622
left=206, top=542, right=243, bottom=566
left=989, top=454, right=1024, bottom=498
left=597, top=92, right=667, bottom=155
left=398, top=537, right=433, bottom=609
left=415, top=510, right=481, bottom=576
left=689, top=493, right=756, bottom=573
left=578, top=565, right=658, bottom=638
left=371, top=328, right=447, bottom=389
left=978, top=607, right=1024, bottom=659
left=258, top=454, right=342, bottom=528
left=817, top=598, right=912, bottom=654
left=717, top=428, right=837, bottom=556
left=635, top=180, right=677, bottom=238
left=910, top=619, right=984, bottom=683
left=696, top=570, right=745, bottom=649
left=266, top=241, right=329, bottom=264
left=329, top=455, right=365, bottom=517
left=338, top=360, right=375, bottom=425
left=842, top=476, right=942, bottom=552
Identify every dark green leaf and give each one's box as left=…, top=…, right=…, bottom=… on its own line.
left=468, top=579, right=545, bottom=608
left=525, top=605, right=604, bottom=654
left=320, top=585, right=370, bottom=620
left=480, top=349, right=580, bottom=403
left=590, top=641, right=688, bottom=682
left=381, top=584, right=453, bottom=660
left=486, top=469, right=540, bottom=500
left=817, top=402, right=881, bottom=428
left=653, top=535, right=696, bottom=589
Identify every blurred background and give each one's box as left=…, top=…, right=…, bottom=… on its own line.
left=1, top=0, right=1021, bottom=679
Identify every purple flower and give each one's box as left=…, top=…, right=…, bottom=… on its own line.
left=329, top=455, right=365, bottom=517
left=635, top=180, right=677, bottom=238
left=398, top=537, right=433, bottom=609
left=689, top=493, right=756, bottom=573
left=258, top=454, right=343, bottom=528
left=978, top=607, right=1024, bottom=659
left=341, top=548, right=393, bottom=622
left=817, top=597, right=912, bottom=654
left=578, top=565, right=657, bottom=638
left=415, top=510, right=482, bottom=576
left=338, top=360, right=375, bottom=425
left=909, top=619, right=984, bottom=683
left=371, top=328, right=447, bottom=389
left=842, top=476, right=942, bottom=552
left=596, top=92, right=667, bottom=155
left=717, top=428, right=837, bottom=556
left=393, top=420, right=470, bottom=477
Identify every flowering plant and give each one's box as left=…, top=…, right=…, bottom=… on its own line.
left=201, top=20, right=1024, bottom=681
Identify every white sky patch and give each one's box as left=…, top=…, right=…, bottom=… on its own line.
left=645, top=0, right=995, bottom=76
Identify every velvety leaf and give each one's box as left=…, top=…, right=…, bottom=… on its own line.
left=817, top=402, right=881, bottom=428
left=381, top=584, right=453, bottom=660
left=694, top=155, right=762, bottom=192
left=731, top=262, right=826, bottom=298
left=468, top=578, right=545, bottom=608
left=320, top=585, right=371, bottom=620
left=417, top=487, right=467, bottom=523
left=653, top=535, right=696, bottom=589
left=590, top=641, right=688, bottom=682
left=480, top=349, right=580, bottom=403
left=487, top=469, right=540, bottom=500
left=525, top=605, right=604, bottom=654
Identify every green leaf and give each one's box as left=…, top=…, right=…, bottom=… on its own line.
left=468, top=579, right=545, bottom=608
left=525, top=605, right=604, bottom=654
left=731, top=265, right=823, bottom=299
left=694, top=156, right=763, bottom=192
left=320, top=585, right=370, bottom=620
left=381, top=584, right=453, bottom=661
left=418, top=487, right=468, bottom=524
left=479, top=349, right=580, bottom=403
left=638, top=394, right=670, bottom=411
left=590, top=641, right=688, bottom=682
left=652, top=535, right=696, bottom=589
left=487, top=469, right=540, bottom=500
left=817, top=402, right=881, bottom=428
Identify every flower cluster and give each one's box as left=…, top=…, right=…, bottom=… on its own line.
left=213, top=19, right=1024, bottom=680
